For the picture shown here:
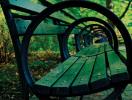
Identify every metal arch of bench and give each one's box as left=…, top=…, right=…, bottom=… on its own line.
left=58, top=17, right=118, bottom=60
left=74, top=24, right=113, bottom=51
left=12, top=0, right=132, bottom=99
left=65, top=17, right=118, bottom=52
left=89, top=25, right=109, bottom=34
left=62, top=17, right=118, bottom=59
left=48, top=16, right=118, bottom=60
left=74, top=23, right=114, bottom=51
left=80, top=24, right=114, bottom=42
left=90, top=25, right=111, bottom=39
left=90, top=28, right=107, bottom=36
left=83, top=25, right=111, bottom=46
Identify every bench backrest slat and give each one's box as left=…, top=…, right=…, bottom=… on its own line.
left=35, top=57, right=78, bottom=87
left=15, top=18, right=81, bottom=35
left=9, top=0, right=45, bottom=14
left=7, top=0, right=81, bottom=36
left=9, top=0, right=75, bottom=24
left=15, top=18, right=67, bottom=35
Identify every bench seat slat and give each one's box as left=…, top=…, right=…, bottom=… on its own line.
left=90, top=53, right=110, bottom=90
left=98, top=43, right=105, bottom=54
left=35, top=57, right=78, bottom=87
left=34, top=43, right=128, bottom=96
left=76, top=44, right=101, bottom=57
left=105, top=43, right=113, bottom=51
left=107, top=51, right=129, bottom=83
left=51, top=57, right=87, bottom=95
left=71, top=56, right=96, bottom=94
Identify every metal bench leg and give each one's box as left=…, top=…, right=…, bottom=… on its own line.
left=17, top=64, right=30, bottom=100
left=57, top=34, right=70, bottom=61
left=21, top=79, right=29, bottom=100
left=103, top=83, right=127, bottom=100
left=117, top=95, right=122, bottom=100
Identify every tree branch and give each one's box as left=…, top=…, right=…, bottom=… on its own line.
left=119, top=1, right=131, bottom=19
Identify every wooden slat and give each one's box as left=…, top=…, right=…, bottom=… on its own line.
left=107, top=51, right=129, bottom=83
left=51, top=57, right=87, bottom=95
left=90, top=53, right=109, bottom=90
left=39, top=0, right=81, bottom=20
left=51, top=11, right=74, bottom=23
left=9, top=0, right=75, bottom=24
left=15, top=18, right=80, bottom=35
left=35, top=57, right=78, bottom=94
left=71, top=56, right=96, bottom=94
left=98, top=43, right=105, bottom=54
left=76, top=44, right=101, bottom=57
left=15, top=18, right=67, bottom=35
left=105, top=43, right=113, bottom=51
left=9, top=0, right=45, bottom=13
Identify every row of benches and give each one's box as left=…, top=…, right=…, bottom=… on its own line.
left=1, top=0, right=131, bottom=100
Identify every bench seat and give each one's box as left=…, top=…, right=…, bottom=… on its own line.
left=34, top=43, right=129, bottom=96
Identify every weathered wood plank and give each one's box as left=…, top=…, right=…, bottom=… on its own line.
left=51, top=57, right=87, bottom=95
left=90, top=53, right=109, bottom=90
left=105, top=43, right=113, bottom=51
left=71, top=56, right=96, bottom=94
left=15, top=18, right=67, bottom=35
left=9, top=0, right=45, bottom=13
left=98, top=43, right=105, bottom=54
left=15, top=18, right=80, bottom=35
left=107, top=51, right=129, bottom=83
left=35, top=57, right=78, bottom=94
left=76, top=44, right=101, bottom=57
left=9, top=0, right=75, bottom=23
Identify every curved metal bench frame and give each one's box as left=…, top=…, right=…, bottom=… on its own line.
left=59, top=17, right=118, bottom=60
left=75, top=24, right=113, bottom=51
left=66, top=19, right=115, bottom=52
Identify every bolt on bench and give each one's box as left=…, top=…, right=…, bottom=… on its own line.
left=1, top=0, right=132, bottom=100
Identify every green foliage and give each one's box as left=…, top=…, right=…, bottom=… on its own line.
left=29, top=60, right=48, bottom=70
left=28, top=50, right=60, bottom=79
left=29, top=35, right=60, bottom=52
left=0, top=7, right=14, bottom=64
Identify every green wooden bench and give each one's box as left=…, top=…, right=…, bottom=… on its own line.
left=66, top=17, right=116, bottom=52
left=2, top=0, right=86, bottom=61
left=1, top=0, right=131, bottom=100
